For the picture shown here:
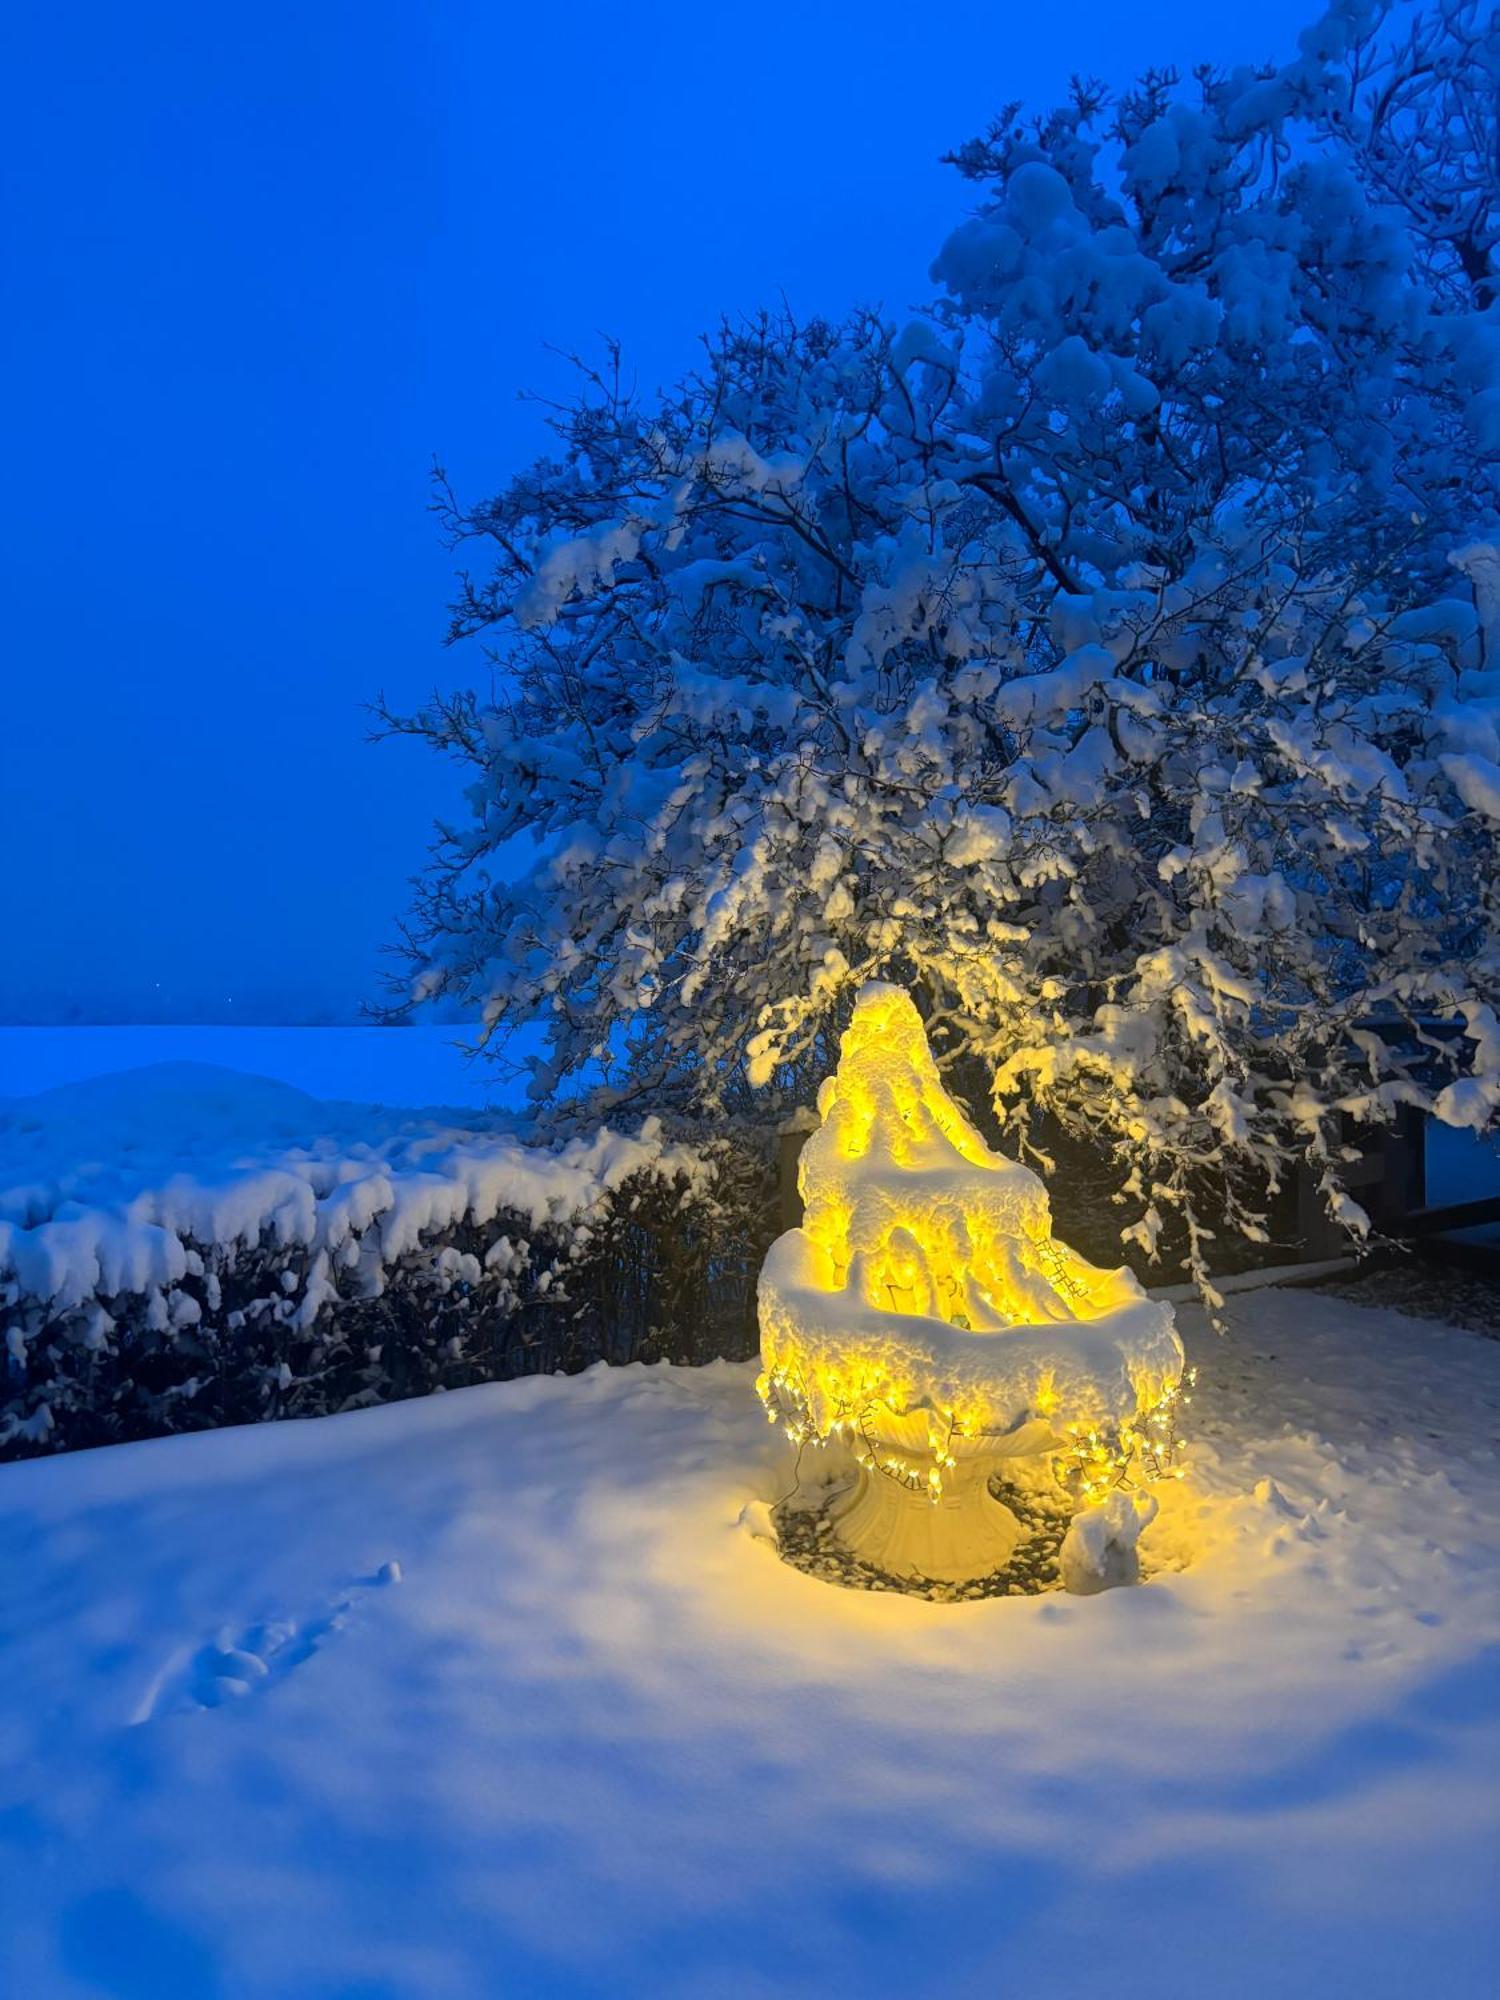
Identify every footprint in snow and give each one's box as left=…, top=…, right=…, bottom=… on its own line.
left=132, top=1561, right=401, bottom=1723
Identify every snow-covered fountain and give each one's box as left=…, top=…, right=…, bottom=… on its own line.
left=756, top=984, right=1185, bottom=1591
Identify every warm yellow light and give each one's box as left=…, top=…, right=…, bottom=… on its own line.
left=756, top=983, right=1186, bottom=1584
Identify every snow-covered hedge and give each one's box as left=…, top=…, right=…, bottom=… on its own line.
left=0, top=1069, right=769, bottom=1458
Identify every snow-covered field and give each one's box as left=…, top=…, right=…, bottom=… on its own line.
left=0, top=1025, right=519, bottom=1112
left=2, top=1288, right=1498, bottom=1998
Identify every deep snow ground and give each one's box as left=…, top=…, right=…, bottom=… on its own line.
left=1, top=1291, right=1498, bottom=1999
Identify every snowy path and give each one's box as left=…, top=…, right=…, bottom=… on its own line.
left=1, top=1291, right=1498, bottom=1999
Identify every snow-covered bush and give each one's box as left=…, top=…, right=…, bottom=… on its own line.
left=388, top=0, right=1499, bottom=1289
left=0, top=1117, right=768, bottom=1459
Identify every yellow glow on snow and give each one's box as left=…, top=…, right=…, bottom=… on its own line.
left=755, top=984, right=1185, bottom=1579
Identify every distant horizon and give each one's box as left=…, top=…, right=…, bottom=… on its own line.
left=1, top=1012, right=406, bottom=1028
left=0, top=995, right=484, bottom=1028
left=0, top=1016, right=538, bottom=1109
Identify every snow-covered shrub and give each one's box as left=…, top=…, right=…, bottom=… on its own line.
left=387, top=0, right=1499, bottom=1290
left=0, top=1127, right=772, bottom=1459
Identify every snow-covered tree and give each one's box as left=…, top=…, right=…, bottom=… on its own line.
left=387, top=0, right=1500, bottom=1287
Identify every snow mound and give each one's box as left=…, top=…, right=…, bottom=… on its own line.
left=1060, top=1488, right=1159, bottom=1594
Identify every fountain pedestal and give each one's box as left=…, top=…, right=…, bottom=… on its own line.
left=828, top=1457, right=1025, bottom=1583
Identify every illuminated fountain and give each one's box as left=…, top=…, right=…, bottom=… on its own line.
left=756, top=984, right=1185, bottom=1589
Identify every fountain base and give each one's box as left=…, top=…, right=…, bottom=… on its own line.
left=826, top=1457, right=1027, bottom=1583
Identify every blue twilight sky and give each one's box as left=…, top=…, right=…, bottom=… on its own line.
left=2, top=0, right=1313, bottom=1023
